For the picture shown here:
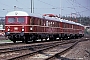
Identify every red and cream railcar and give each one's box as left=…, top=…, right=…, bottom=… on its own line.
left=5, top=11, right=84, bottom=43
left=58, top=19, right=84, bottom=39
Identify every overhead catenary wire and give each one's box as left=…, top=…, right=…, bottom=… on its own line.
left=0, top=0, right=89, bottom=17
left=37, top=0, right=60, bottom=9
left=63, top=0, right=90, bottom=17
left=15, top=0, right=31, bottom=11
left=70, top=0, right=90, bottom=11
left=70, top=0, right=90, bottom=17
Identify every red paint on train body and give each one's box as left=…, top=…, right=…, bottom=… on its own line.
left=5, top=11, right=84, bottom=43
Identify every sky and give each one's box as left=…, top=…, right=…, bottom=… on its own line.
left=0, top=0, right=90, bottom=17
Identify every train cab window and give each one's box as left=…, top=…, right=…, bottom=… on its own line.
left=8, top=18, right=16, bottom=23
left=18, top=17, right=24, bottom=23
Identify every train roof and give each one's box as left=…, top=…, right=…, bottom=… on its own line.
left=6, top=11, right=29, bottom=16
left=44, top=17, right=84, bottom=26
left=6, top=11, right=84, bottom=26
left=6, top=11, right=43, bottom=17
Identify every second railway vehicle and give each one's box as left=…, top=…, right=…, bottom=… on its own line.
left=5, top=11, right=84, bottom=43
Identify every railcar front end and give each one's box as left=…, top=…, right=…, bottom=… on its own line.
left=5, top=11, right=30, bottom=43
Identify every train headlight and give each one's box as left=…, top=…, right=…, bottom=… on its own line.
left=30, top=27, right=33, bottom=30
left=8, top=29, right=10, bottom=31
left=22, top=28, right=24, bottom=31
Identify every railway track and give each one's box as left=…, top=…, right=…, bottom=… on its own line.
left=9, top=38, right=90, bottom=60
left=0, top=37, right=89, bottom=60
left=45, top=41, right=78, bottom=60
left=0, top=39, right=76, bottom=60
left=0, top=40, right=59, bottom=49
left=0, top=37, right=87, bottom=49
left=45, top=38, right=90, bottom=60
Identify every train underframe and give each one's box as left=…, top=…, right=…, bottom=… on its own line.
left=5, top=32, right=84, bottom=43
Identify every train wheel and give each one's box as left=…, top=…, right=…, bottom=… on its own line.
left=13, top=40, right=16, bottom=43
left=59, top=37, right=62, bottom=40
left=22, top=40, right=25, bottom=43
left=45, top=38, right=48, bottom=41
left=21, top=36, right=25, bottom=43
left=49, top=38, right=53, bottom=41
left=25, top=40, right=28, bottom=43
left=41, top=38, right=43, bottom=41
left=33, top=39, right=36, bottom=42
left=25, top=38, right=29, bottom=43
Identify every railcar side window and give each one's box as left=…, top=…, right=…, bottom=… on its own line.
left=46, top=21, right=48, bottom=26
left=63, top=23, right=66, bottom=28
left=52, top=22, right=54, bottom=27
left=41, top=19, right=44, bottom=26
left=8, top=18, right=16, bottom=23
left=38, top=18, right=40, bottom=25
left=39, top=19, right=41, bottom=25
left=30, top=17, right=34, bottom=25
left=63, top=23, right=68, bottom=28
left=18, top=17, right=24, bottom=23
left=30, top=17, right=32, bottom=25
left=56, top=22, right=59, bottom=27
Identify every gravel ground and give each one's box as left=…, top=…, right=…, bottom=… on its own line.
left=0, top=36, right=7, bottom=40
left=61, top=40, right=90, bottom=60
